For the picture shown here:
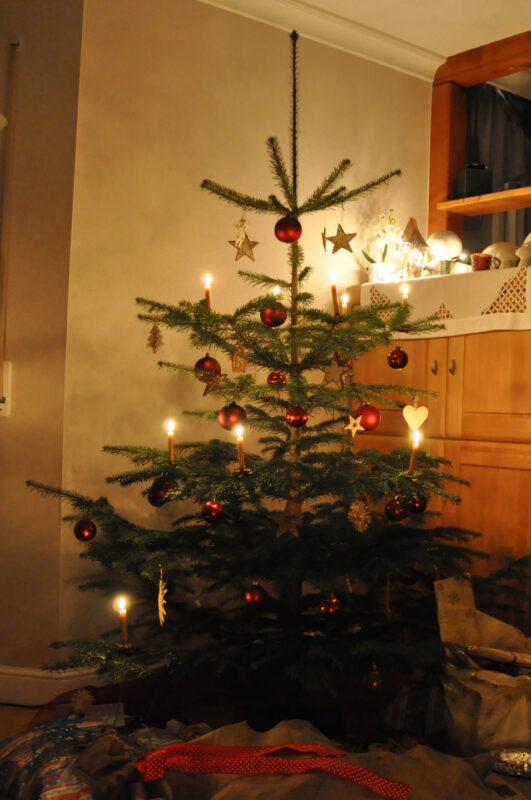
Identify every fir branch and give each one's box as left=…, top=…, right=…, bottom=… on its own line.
left=200, top=179, right=277, bottom=213
left=300, top=159, right=352, bottom=209
left=267, top=137, right=295, bottom=209
left=238, top=271, right=291, bottom=289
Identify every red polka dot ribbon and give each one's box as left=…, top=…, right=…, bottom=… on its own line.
left=137, top=742, right=409, bottom=800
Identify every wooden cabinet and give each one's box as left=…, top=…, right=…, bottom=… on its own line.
left=356, top=330, right=531, bottom=576
left=446, top=330, right=531, bottom=443
left=354, top=337, right=447, bottom=438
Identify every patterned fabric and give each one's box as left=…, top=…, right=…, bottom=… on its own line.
left=137, top=741, right=410, bottom=800
left=0, top=721, right=102, bottom=800
left=369, top=286, right=395, bottom=321
left=481, top=266, right=527, bottom=315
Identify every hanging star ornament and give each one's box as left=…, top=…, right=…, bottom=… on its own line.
left=321, top=359, right=350, bottom=388
left=158, top=566, right=167, bottom=627
left=345, top=414, right=364, bottom=439
left=202, top=372, right=226, bottom=396
left=229, top=216, right=259, bottom=261
left=325, top=224, right=357, bottom=254
left=273, top=497, right=302, bottom=538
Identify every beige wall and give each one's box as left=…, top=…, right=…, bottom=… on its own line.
left=1, top=0, right=432, bottom=672
left=0, top=1, right=83, bottom=667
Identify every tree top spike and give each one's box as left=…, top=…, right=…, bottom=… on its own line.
left=291, top=31, right=299, bottom=42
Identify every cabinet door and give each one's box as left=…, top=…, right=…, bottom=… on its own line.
left=446, top=331, right=531, bottom=443
left=354, top=338, right=448, bottom=439
left=442, top=439, right=531, bottom=576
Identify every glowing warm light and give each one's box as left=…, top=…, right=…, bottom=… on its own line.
left=408, top=429, right=421, bottom=475
left=117, top=597, right=128, bottom=644
left=401, top=284, right=409, bottom=303
left=203, top=274, right=212, bottom=309
left=412, top=429, right=421, bottom=447
left=235, top=425, right=245, bottom=469
left=117, top=597, right=127, bottom=614
left=329, top=271, right=339, bottom=315
left=341, top=293, right=349, bottom=314
left=273, top=285, right=280, bottom=297
left=165, top=419, right=175, bottom=463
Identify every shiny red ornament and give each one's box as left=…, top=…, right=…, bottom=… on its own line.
left=408, top=492, right=428, bottom=514
left=274, top=215, right=302, bottom=243
left=267, top=370, right=287, bottom=385
left=320, top=596, right=341, bottom=615
left=194, top=353, right=221, bottom=381
left=260, top=306, right=287, bottom=327
left=73, top=519, right=97, bottom=542
left=245, top=584, right=267, bottom=604
left=369, top=664, right=382, bottom=689
left=385, top=496, right=407, bottom=521
left=148, top=476, right=179, bottom=507
left=202, top=500, right=224, bottom=523
left=218, top=402, right=247, bottom=430
left=387, top=345, right=408, bottom=370
left=286, top=405, right=308, bottom=427
left=354, top=403, right=381, bottom=431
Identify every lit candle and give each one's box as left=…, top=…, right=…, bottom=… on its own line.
left=203, top=274, right=212, bottom=310
left=273, top=285, right=280, bottom=298
left=117, top=596, right=128, bottom=644
left=341, top=293, right=349, bottom=314
left=165, top=419, right=175, bottom=464
left=407, top=429, right=421, bottom=475
left=330, top=270, right=340, bottom=315
left=401, top=284, right=409, bottom=304
left=235, top=424, right=245, bottom=470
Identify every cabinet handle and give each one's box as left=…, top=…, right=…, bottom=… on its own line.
left=430, top=360, right=438, bottom=375
left=448, top=359, right=456, bottom=375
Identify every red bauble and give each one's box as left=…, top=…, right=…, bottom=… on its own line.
left=369, top=665, right=382, bottom=689
left=354, top=403, right=381, bottom=431
left=202, top=500, right=224, bottom=523
left=385, top=496, right=407, bottom=521
left=218, top=402, right=247, bottom=430
left=286, top=405, right=309, bottom=427
left=320, top=596, right=341, bottom=615
left=408, top=493, right=428, bottom=514
left=148, top=476, right=179, bottom=507
left=274, top=215, right=302, bottom=243
left=73, top=519, right=97, bottom=542
left=245, top=584, right=267, bottom=604
left=194, top=353, right=221, bottom=381
left=267, top=370, right=287, bottom=385
left=260, top=306, right=287, bottom=327
left=387, top=345, right=408, bottom=370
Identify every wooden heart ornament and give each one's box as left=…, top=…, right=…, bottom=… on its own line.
left=402, top=404, right=428, bottom=431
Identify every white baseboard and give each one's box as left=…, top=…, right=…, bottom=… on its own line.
left=0, top=665, right=102, bottom=706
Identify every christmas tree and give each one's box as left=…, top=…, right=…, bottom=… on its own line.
left=28, top=31, right=519, bottom=735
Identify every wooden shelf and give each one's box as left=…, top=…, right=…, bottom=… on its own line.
left=436, top=186, right=531, bottom=216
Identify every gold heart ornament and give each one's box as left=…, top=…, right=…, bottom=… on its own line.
left=402, top=405, right=429, bottom=431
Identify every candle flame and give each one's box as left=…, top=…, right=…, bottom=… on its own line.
left=412, top=429, right=421, bottom=446
left=117, top=597, right=127, bottom=612
left=341, top=293, right=349, bottom=305
left=203, top=273, right=212, bottom=289
left=235, top=425, right=244, bottom=439
left=330, top=270, right=336, bottom=285
left=165, top=419, right=175, bottom=434
left=401, top=283, right=409, bottom=297
left=273, top=285, right=280, bottom=297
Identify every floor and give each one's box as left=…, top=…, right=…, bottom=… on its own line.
left=0, top=704, right=39, bottom=739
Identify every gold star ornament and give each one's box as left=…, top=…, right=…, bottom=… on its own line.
left=345, top=414, right=364, bottom=439
left=158, top=565, right=167, bottom=627
left=229, top=232, right=259, bottom=261
left=326, top=224, right=357, bottom=254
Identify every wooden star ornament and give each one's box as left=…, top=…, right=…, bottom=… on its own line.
left=202, top=372, right=226, bottom=395
left=321, top=360, right=349, bottom=387
left=229, top=232, right=259, bottom=261
left=158, top=566, right=167, bottom=627
left=326, top=224, right=357, bottom=254
left=345, top=414, right=364, bottom=439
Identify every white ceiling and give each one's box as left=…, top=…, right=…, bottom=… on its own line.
left=198, top=0, right=531, bottom=82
